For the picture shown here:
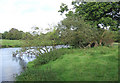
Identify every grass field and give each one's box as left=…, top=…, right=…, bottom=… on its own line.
left=16, top=45, right=118, bottom=81
left=0, top=39, right=23, bottom=48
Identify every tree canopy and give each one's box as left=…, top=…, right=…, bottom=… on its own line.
left=2, top=28, right=32, bottom=40
left=59, top=1, right=120, bottom=31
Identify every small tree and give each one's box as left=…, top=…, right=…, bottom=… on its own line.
left=57, top=15, right=100, bottom=48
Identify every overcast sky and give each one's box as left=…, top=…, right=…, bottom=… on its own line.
left=0, top=0, right=73, bottom=33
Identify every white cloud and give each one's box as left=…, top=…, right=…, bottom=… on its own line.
left=0, top=0, right=73, bottom=33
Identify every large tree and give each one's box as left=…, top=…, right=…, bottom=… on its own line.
left=2, top=28, right=26, bottom=40
left=7, top=28, right=22, bottom=40
left=2, top=31, right=8, bottom=39
left=59, top=1, right=120, bottom=31
left=57, top=1, right=116, bottom=48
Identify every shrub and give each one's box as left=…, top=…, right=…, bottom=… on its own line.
left=33, top=48, right=72, bottom=67
left=112, top=31, right=119, bottom=42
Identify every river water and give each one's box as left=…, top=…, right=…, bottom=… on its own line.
left=0, top=45, right=69, bottom=82
left=0, top=48, right=24, bottom=82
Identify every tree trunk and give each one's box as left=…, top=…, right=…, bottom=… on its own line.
left=94, top=41, right=98, bottom=47
left=99, top=39, right=102, bottom=46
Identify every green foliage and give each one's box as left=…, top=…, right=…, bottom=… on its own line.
left=1, top=28, right=33, bottom=40
left=57, top=15, right=115, bottom=48
left=58, top=2, right=117, bottom=48
left=6, top=28, right=23, bottom=40
left=112, top=31, right=120, bottom=42
left=22, top=32, right=33, bottom=40
left=100, top=30, right=114, bottom=46
left=16, top=45, right=118, bottom=81
left=58, top=3, right=69, bottom=14
left=2, top=31, right=8, bottom=39
left=23, top=27, right=63, bottom=47
left=59, top=1, right=120, bottom=31
left=33, top=48, right=72, bottom=67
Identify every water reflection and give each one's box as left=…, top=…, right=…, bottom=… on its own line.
left=12, top=57, right=27, bottom=70
left=12, top=45, right=70, bottom=65
left=0, top=48, right=22, bottom=82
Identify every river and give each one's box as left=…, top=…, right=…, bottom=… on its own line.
left=0, top=45, right=69, bottom=82
left=0, top=48, right=24, bottom=82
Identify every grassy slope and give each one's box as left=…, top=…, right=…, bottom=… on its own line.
left=0, top=39, right=23, bottom=48
left=16, top=45, right=118, bottom=81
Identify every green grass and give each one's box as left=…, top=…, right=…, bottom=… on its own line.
left=0, top=39, right=23, bottom=48
left=16, top=45, right=118, bottom=81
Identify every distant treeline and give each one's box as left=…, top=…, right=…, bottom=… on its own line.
left=0, top=28, right=33, bottom=40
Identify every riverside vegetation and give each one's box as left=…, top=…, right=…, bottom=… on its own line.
left=16, top=45, right=118, bottom=81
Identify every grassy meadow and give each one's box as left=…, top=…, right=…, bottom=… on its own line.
left=0, top=39, right=23, bottom=48
left=16, top=45, right=118, bottom=81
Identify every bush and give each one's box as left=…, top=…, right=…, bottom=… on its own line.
left=112, top=31, right=119, bottom=42
left=100, top=30, right=114, bottom=46
left=33, top=48, right=72, bottom=67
